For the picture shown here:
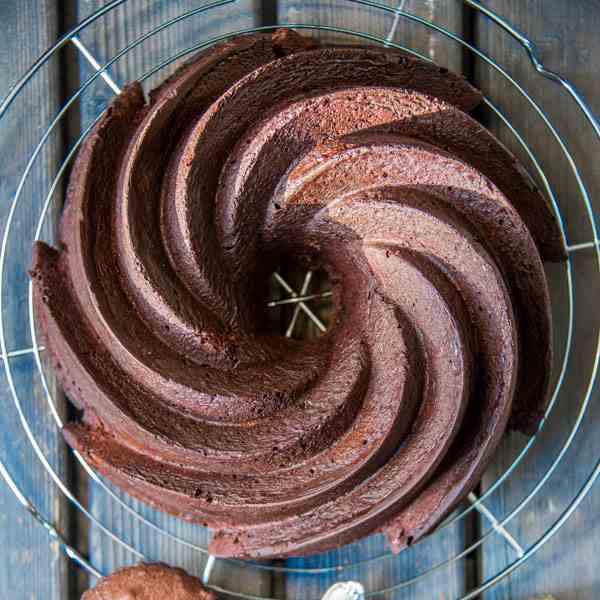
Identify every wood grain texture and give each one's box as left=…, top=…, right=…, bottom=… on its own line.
left=285, top=516, right=469, bottom=600
left=277, top=0, right=464, bottom=70
left=73, top=1, right=272, bottom=598
left=0, top=1, right=68, bottom=599
left=474, top=2, right=600, bottom=599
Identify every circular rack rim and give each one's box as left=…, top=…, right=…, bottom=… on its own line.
left=0, top=0, right=598, bottom=598
left=15, top=19, right=580, bottom=570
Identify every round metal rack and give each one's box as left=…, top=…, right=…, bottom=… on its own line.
left=0, top=0, right=599, bottom=598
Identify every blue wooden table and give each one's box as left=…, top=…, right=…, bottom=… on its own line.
left=0, top=1, right=598, bottom=598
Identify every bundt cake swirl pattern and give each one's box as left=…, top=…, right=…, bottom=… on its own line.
left=30, top=30, right=564, bottom=558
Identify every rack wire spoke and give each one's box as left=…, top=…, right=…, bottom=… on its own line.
left=273, top=272, right=327, bottom=332
left=267, top=291, right=333, bottom=307
left=1, top=345, right=45, bottom=360
left=567, top=240, right=600, bottom=253
left=384, top=0, right=408, bottom=45
left=70, top=36, right=121, bottom=93
left=468, top=493, right=524, bottom=557
left=285, top=271, right=315, bottom=337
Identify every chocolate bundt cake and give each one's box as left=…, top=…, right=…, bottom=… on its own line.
left=82, top=563, right=215, bottom=599
left=30, top=29, right=564, bottom=558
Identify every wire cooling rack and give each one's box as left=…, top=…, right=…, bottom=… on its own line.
left=0, top=0, right=599, bottom=598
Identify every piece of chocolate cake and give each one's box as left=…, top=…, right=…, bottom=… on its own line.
left=30, top=29, right=564, bottom=559
left=81, top=563, right=214, bottom=600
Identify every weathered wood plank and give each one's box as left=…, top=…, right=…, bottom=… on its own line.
left=275, top=1, right=471, bottom=598
left=285, top=514, right=470, bottom=600
left=474, top=2, right=600, bottom=599
left=277, top=0, right=465, bottom=70
left=72, top=1, right=272, bottom=598
left=0, top=1, right=69, bottom=599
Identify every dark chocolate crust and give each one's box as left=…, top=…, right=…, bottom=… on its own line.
left=81, top=563, right=215, bottom=600
left=30, top=30, right=562, bottom=559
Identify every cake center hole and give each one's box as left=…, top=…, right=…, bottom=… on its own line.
left=267, top=266, right=333, bottom=340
